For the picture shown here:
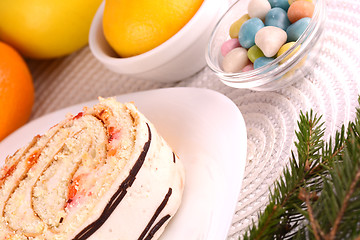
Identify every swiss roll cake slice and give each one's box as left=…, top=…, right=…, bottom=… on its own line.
left=0, top=98, right=185, bottom=240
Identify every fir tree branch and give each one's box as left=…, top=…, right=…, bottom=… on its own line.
left=303, top=188, right=323, bottom=240
left=327, top=167, right=360, bottom=239
left=241, top=99, right=360, bottom=240
left=242, top=110, right=333, bottom=240
left=309, top=115, right=360, bottom=240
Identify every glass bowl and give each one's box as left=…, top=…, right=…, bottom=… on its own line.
left=205, top=0, right=326, bottom=91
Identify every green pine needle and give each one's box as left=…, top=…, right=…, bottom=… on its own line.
left=241, top=98, right=360, bottom=240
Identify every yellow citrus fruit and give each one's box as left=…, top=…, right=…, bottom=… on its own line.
left=103, top=0, right=204, bottom=58
left=0, top=42, right=34, bottom=141
left=0, top=0, right=102, bottom=59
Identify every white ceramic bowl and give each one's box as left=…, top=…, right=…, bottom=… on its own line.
left=89, top=0, right=229, bottom=82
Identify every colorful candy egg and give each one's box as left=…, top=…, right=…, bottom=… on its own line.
left=287, top=0, right=315, bottom=23
left=255, top=26, right=287, bottom=57
left=229, top=14, right=251, bottom=39
left=265, top=7, right=291, bottom=30
left=277, top=41, right=301, bottom=63
left=248, top=0, right=272, bottom=21
left=221, top=38, right=241, bottom=56
left=238, top=18, right=264, bottom=49
left=286, top=17, right=311, bottom=41
left=247, top=45, right=265, bottom=63
left=254, top=56, right=278, bottom=70
left=222, top=47, right=251, bottom=73
left=268, top=0, right=290, bottom=11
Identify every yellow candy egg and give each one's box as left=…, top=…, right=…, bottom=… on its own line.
left=288, top=0, right=313, bottom=5
left=229, top=14, right=251, bottom=39
left=277, top=42, right=301, bottom=64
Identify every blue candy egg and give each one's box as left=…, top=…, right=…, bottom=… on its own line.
left=254, top=57, right=278, bottom=71
left=265, top=7, right=291, bottom=31
left=238, top=18, right=264, bottom=49
left=286, top=17, right=311, bottom=42
left=268, top=0, right=290, bottom=11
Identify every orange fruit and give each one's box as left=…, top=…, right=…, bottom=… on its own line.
left=0, top=42, right=34, bottom=141
left=102, top=0, right=204, bottom=57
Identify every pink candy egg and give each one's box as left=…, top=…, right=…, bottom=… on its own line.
left=221, top=38, right=241, bottom=56
left=242, top=64, right=254, bottom=72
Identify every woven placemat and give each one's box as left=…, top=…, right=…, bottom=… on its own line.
left=26, top=0, right=360, bottom=238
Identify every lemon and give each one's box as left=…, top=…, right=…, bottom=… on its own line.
left=103, top=0, right=204, bottom=58
left=0, top=0, right=102, bottom=59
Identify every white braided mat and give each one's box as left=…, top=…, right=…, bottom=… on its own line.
left=25, top=0, right=360, bottom=238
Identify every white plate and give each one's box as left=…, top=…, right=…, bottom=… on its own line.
left=0, top=87, right=247, bottom=240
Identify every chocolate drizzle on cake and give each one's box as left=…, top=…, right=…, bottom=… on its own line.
left=138, top=188, right=173, bottom=240
left=145, top=215, right=171, bottom=240
left=73, top=123, right=152, bottom=240
left=172, top=152, right=176, bottom=163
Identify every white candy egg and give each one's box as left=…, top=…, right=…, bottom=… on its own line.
left=222, top=47, right=250, bottom=73
left=255, top=26, right=287, bottom=57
